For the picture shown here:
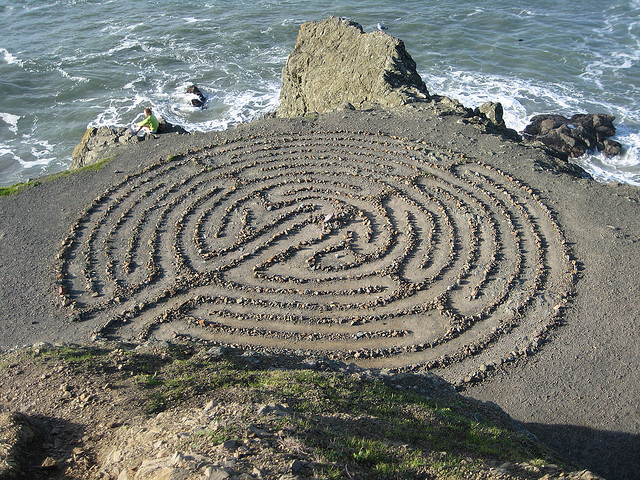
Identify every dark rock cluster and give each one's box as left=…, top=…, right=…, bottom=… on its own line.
left=187, top=84, right=207, bottom=108
left=522, top=113, right=621, bottom=158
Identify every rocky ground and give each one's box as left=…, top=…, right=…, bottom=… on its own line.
left=0, top=102, right=639, bottom=479
left=0, top=342, right=602, bottom=480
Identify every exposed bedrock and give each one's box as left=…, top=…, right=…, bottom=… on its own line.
left=275, top=17, right=521, bottom=143
left=71, top=120, right=187, bottom=170
left=276, top=16, right=430, bottom=117
left=276, top=16, right=621, bottom=165
left=522, top=113, right=622, bottom=159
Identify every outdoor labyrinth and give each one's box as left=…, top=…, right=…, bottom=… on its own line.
left=56, top=130, right=576, bottom=376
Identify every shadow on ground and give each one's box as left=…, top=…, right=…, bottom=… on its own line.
left=32, top=414, right=88, bottom=479
left=525, top=422, right=640, bottom=480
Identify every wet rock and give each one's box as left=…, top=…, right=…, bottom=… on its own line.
left=277, top=16, right=429, bottom=118
left=187, top=84, right=207, bottom=108
left=522, top=113, right=622, bottom=158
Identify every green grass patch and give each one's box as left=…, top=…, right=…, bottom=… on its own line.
left=0, top=181, right=35, bottom=196
left=46, top=156, right=113, bottom=181
left=0, top=157, right=114, bottom=197
left=135, top=372, right=164, bottom=388
left=136, top=355, right=565, bottom=477
left=39, top=345, right=109, bottom=363
left=203, top=426, right=239, bottom=446
left=22, top=345, right=570, bottom=478
left=247, top=369, right=561, bottom=478
left=348, top=437, right=391, bottom=465
left=145, top=391, right=169, bottom=414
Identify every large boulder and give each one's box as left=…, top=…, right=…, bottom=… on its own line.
left=522, top=113, right=621, bottom=158
left=70, top=119, right=188, bottom=170
left=70, top=126, right=138, bottom=169
left=276, top=16, right=430, bottom=118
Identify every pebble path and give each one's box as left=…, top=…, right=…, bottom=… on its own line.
left=55, top=129, right=576, bottom=381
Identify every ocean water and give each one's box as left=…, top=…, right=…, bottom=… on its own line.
left=1, top=0, right=639, bottom=187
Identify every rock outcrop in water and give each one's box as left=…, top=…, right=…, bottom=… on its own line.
left=187, top=84, right=207, bottom=108
left=71, top=120, right=187, bottom=170
left=522, top=113, right=621, bottom=158
left=276, top=16, right=430, bottom=118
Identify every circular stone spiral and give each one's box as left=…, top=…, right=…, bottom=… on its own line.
left=56, top=130, right=576, bottom=378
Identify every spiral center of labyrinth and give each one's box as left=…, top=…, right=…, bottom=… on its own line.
left=57, top=130, right=576, bottom=374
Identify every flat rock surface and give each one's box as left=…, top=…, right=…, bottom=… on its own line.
left=1, top=104, right=639, bottom=479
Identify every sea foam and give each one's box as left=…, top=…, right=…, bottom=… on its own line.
left=0, top=0, right=638, bottom=187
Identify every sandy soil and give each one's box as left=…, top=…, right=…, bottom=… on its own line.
left=0, top=103, right=638, bottom=479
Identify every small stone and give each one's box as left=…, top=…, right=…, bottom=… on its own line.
left=221, top=439, right=237, bottom=451
left=41, top=456, right=57, bottom=470
left=247, top=425, right=271, bottom=438
left=203, top=467, right=233, bottom=480
left=291, top=459, right=305, bottom=473
left=221, top=457, right=236, bottom=468
left=257, top=403, right=290, bottom=417
left=278, top=474, right=303, bottom=480
left=203, top=400, right=217, bottom=412
left=206, top=346, right=227, bottom=357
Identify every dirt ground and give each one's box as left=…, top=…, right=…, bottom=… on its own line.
left=0, top=103, right=638, bottom=479
left=0, top=342, right=603, bottom=479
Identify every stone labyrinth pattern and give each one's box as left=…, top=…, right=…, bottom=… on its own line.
left=56, top=130, right=576, bottom=375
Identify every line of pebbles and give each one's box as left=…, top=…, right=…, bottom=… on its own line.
left=54, top=129, right=577, bottom=384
